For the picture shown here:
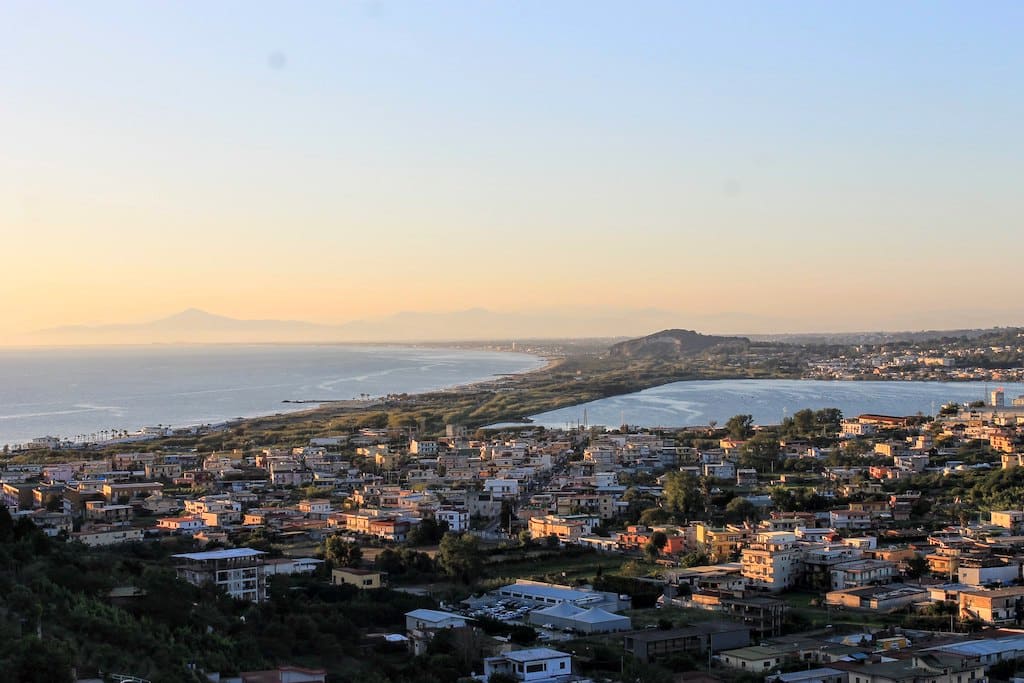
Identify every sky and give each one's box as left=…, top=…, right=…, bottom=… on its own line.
left=3, top=1, right=1024, bottom=341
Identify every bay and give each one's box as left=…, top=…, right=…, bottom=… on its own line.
left=525, top=379, right=1024, bottom=429
left=0, top=345, right=545, bottom=446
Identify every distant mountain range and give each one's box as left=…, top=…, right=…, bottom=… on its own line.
left=25, top=308, right=1024, bottom=347
left=29, top=307, right=745, bottom=345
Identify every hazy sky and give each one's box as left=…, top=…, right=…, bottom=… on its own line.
left=3, top=1, right=1023, bottom=339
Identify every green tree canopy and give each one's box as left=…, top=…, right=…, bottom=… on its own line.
left=437, top=532, right=483, bottom=583
left=725, top=414, right=754, bottom=440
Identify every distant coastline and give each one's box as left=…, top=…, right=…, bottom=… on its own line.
left=0, top=344, right=547, bottom=447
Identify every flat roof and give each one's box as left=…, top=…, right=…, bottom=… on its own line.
left=930, top=635, right=1024, bottom=657
left=405, top=609, right=468, bottom=623
left=498, top=582, right=607, bottom=603
left=172, top=548, right=266, bottom=561
left=503, top=647, right=570, bottom=663
left=722, top=644, right=793, bottom=659
left=625, top=622, right=748, bottom=642
left=771, top=669, right=846, bottom=682
left=331, top=567, right=380, bottom=575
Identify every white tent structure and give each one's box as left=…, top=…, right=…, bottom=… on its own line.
left=528, top=601, right=585, bottom=630
left=570, top=607, right=632, bottom=634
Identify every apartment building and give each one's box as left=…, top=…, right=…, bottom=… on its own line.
left=173, top=548, right=268, bottom=602
left=741, top=532, right=802, bottom=592
left=959, top=586, right=1024, bottom=625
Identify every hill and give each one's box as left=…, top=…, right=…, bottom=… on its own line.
left=608, top=329, right=750, bottom=359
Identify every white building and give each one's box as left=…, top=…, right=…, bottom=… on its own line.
left=483, top=647, right=574, bottom=682
left=410, top=440, right=439, bottom=455
left=173, top=548, right=268, bottom=602
left=703, top=462, right=736, bottom=480
left=741, top=532, right=802, bottom=592
left=484, top=479, right=520, bottom=498
left=435, top=507, right=470, bottom=532
left=405, top=609, right=469, bottom=655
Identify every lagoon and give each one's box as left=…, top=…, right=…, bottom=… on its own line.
left=526, top=379, right=1024, bottom=428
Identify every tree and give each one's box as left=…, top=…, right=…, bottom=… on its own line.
left=4, top=637, right=74, bottom=683
left=509, top=624, right=537, bottom=645
left=322, top=536, right=362, bottom=568
left=792, top=408, right=816, bottom=435
left=0, top=506, right=13, bottom=543
left=437, top=532, right=483, bottom=583
left=643, top=541, right=660, bottom=562
left=639, top=507, right=671, bottom=526
left=906, top=555, right=929, bottom=579
left=724, top=497, right=757, bottom=524
left=662, top=471, right=701, bottom=518
left=770, top=488, right=796, bottom=512
left=725, top=414, right=754, bottom=440
left=740, top=432, right=781, bottom=470
left=408, top=518, right=449, bottom=546
left=651, top=531, right=668, bottom=552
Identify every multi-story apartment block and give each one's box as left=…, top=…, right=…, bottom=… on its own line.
left=741, top=532, right=802, bottom=592
left=173, top=548, right=268, bottom=602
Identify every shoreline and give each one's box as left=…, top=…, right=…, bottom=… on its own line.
left=0, top=347, right=554, bottom=449
left=2, top=347, right=1012, bottom=450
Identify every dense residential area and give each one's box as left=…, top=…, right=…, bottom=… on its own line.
left=10, top=387, right=1024, bottom=683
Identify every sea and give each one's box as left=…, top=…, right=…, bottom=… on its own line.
left=524, top=378, right=1024, bottom=429
left=0, top=344, right=546, bottom=447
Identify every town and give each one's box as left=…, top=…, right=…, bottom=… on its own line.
left=9, top=384, right=1024, bottom=683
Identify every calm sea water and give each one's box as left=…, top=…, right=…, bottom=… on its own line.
left=525, top=378, right=1024, bottom=429
left=0, top=345, right=545, bottom=446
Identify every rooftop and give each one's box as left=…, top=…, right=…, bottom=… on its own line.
left=172, top=548, right=267, bottom=561
left=405, top=609, right=467, bottom=623
left=502, top=647, right=571, bottom=663
left=625, top=622, right=748, bottom=642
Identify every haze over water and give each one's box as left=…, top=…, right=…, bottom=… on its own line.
left=0, top=345, right=545, bottom=446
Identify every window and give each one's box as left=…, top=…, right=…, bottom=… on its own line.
left=526, top=663, right=545, bottom=673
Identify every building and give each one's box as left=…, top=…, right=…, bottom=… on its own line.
left=405, top=609, right=470, bottom=655
left=959, top=586, right=1024, bottom=625
left=434, top=507, right=470, bottom=532
left=238, top=666, right=327, bottom=683
left=703, top=462, right=736, bottom=480
left=719, top=644, right=796, bottom=672
left=826, top=585, right=928, bottom=612
left=483, top=647, right=573, bottom=683
left=72, top=527, right=144, bottom=547
left=102, top=482, right=163, bottom=503
left=157, top=515, right=206, bottom=533
left=623, top=622, right=750, bottom=663
left=742, top=532, right=802, bottom=592
left=834, top=653, right=984, bottom=683
left=568, top=607, right=632, bottom=634
left=767, top=668, right=847, bottom=683
left=737, top=469, right=759, bottom=487
left=990, top=510, right=1024, bottom=534
left=529, top=515, right=589, bottom=545
left=262, top=558, right=323, bottom=576
left=332, top=568, right=386, bottom=589
left=721, top=597, right=787, bottom=639
left=958, top=557, right=1021, bottom=587
left=830, top=559, right=896, bottom=590
left=410, top=440, right=439, bottom=455
left=496, top=580, right=630, bottom=611
left=173, top=548, right=268, bottom=602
